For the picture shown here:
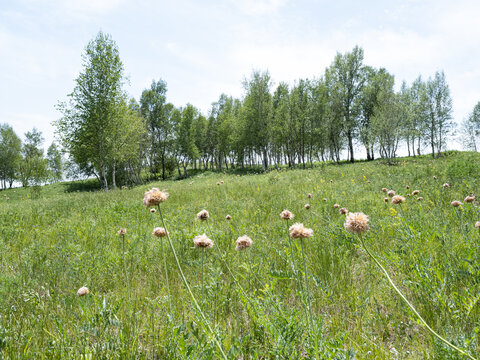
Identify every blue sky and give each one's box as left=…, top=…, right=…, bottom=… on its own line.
left=1, top=0, right=479, bottom=151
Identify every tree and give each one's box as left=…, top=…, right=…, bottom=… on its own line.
left=46, top=142, right=63, bottom=183
left=55, top=31, right=127, bottom=190
left=19, top=128, right=48, bottom=187
left=176, top=104, right=199, bottom=177
left=0, top=124, right=22, bottom=189
left=460, top=101, right=480, bottom=151
left=327, top=46, right=366, bottom=162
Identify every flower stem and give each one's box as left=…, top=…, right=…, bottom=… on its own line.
left=299, top=238, right=314, bottom=330
left=122, top=234, right=130, bottom=299
left=157, top=207, right=227, bottom=360
left=359, top=235, right=477, bottom=360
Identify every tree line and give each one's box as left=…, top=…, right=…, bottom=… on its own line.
left=2, top=31, right=480, bottom=190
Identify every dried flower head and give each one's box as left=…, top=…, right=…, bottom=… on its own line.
left=412, top=190, right=420, bottom=196
left=384, top=197, right=389, bottom=202
left=143, top=188, right=169, bottom=208
left=339, top=207, right=348, bottom=215
left=381, top=188, right=388, bottom=193
left=235, top=235, right=253, bottom=251
left=307, top=193, right=312, bottom=199
left=344, top=212, right=370, bottom=234
left=226, top=214, right=232, bottom=220
left=280, top=209, right=294, bottom=220
left=392, top=195, right=406, bottom=205
left=193, top=234, right=214, bottom=249
left=333, top=204, right=340, bottom=209
left=288, top=223, right=314, bottom=239
left=121, top=185, right=127, bottom=190
left=216, top=182, right=221, bottom=186
left=406, top=185, right=410, bottom=189
left=323, top=198, right=327, bottom=202
left=417, top=197, right=424, bottom=201
left=387, top=190, right=395, bottom=197
left=443, top=183, right=450, bottom=188
left=305, top=204, right=311, bottom=210
left=77, top=286, right=89, bottom=296
left=433, top=175, right=437, bottom=180
left=150, top=208, right=156, bottom=213
left=475, top=221, right=480, bottom=229
left=451, top=200, right=462, bottom=207
left=117, top=228, right=127, bottom=236
left=330, top=179, right=333, bottom=183
left=152, top=227, right=167, bottom=238
left=464, top=196, right=475, bottom=203
left=196, top=209, right=210, bottom=221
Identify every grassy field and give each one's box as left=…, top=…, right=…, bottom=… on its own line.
left=1, top=151, right=480, bottom=359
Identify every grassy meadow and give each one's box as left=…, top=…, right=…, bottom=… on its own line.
left=1, top=151, right=480, bottom=359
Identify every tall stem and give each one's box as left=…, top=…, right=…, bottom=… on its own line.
left=201, top=249, right=205, bottom=305
left=122, top=234, right=130, bottom=299
left=157, top=206, right=227, bottom=360
left=300, top=238, right=313, bottom=330
left=155, top=210, right=172, bottom=314
left=359, top=235, right=476, bottom=360
left=285, top=221, right=303, bottom=292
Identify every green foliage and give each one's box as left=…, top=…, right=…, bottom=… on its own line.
left=0, top=124, right=22, bottom=189
left=445, top=153, right=480, bottom=182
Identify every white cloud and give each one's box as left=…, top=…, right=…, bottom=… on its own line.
left=230, top=0, right=287, bottom=16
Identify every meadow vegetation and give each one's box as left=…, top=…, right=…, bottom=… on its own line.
left=1, top=151, right=480, bottom=359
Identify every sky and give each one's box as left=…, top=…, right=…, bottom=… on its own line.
left=1, top=0, right=479, bottom=152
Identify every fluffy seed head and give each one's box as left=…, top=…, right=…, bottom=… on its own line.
left=150, top=208, right=156, bottom=213
left=77, top=286, right=89, bottom=296
left=143, top=188, right=169, bottom=208
left=387, top=190, right=395, bottom=197
left=406, top=185, right=410, bottom=189
left=193, top=234, right=214, bottom=249
left=333, top=204, right=340, bottom=209
left=339, top=207, right=348, bottom=215
left=152, top=227, right=167, bottom=238
left=305, top=204, right=311, bottom=210
left=412, top=190, right=420, bottom=196
left=381, top=188, right=388, bottom=193
left=433, top=175, right=437, bottom=180
left=226, top=214, right=232, bottom=220
left=280, top=209, right=294, bottom=220
left=323, top=198, right=327, bottom=202
left=443, top=183, right=450, bottom=188
left=451, top=200, right=462, bottom=207
left=196, top=209, right=210, bottom=221
left=417, top=197, right=423, bottom=201
left=344, top=212, right=370, bottom=234
left=475, top=221, right=480, bottom=229
left=307, top=193, right=312, bottom=199
left=235, top=235, right=253, bottom=251
left=384, top=197, right=389, bottom=202
left=392, top=195, right=406, bottom=205
left=288, top=223, right=314, bottom=239
left=464, top=196, right=475, bottom=203
left=117, top=228, right=127, bottom=236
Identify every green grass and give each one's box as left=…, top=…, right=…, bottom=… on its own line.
left=1, top=152, right=480, bottom=359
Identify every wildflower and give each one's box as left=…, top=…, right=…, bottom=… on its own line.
left=216, top=182, right=221, bottom=186
left=280, top=209, right=294, bottom=220
left=339, top=207, right=348, bottom=215
left=289, top=223, right=314, bottom=239
left=464, top=196, right=475, bottom=203
left=344, top=212, right=370, bottom=234
left=333, top=204, right=340, bottom=209
left=307, top=193, right=312, bottom=199
left=381, top=188, right=388, bottom=193
left=475, top=221, right=480, bottom=229
left=196, top=209, right=210, bottom=221
left=235, top=235, right=253, bottom=251
left=330, top=180, right=333, bottom=183
left=121, top=185, right=127, bottom=190
left=305, top=204, right=311, bottom=210
left=443, top=183, right=450, bottom=188
left=150, top=208, right=156, bottom=213
left=143, top=188, right=169, bottom=208
left=406, top=185, right=410, bottom=189
left=384, top=197, right=389, bottom=202
left=417, top=197, right=423, bottom=201
left=152, top=227, right=167, bottom=238
left=433, top=175, right=437, bottom=180
left=77, top=286, right=89, bottom=296
left=387, top=190, right=395, bottom=197
left=193, top=234, right=214, bottom=249
left=220, top=180, right=224, bottom=184
left=412, top=190, right=420, bottom=196
left=323, top=198, right=327, bottom=202
left=392, top=195, right=406, bottom=205
left=451, top=200, right=462, bottom=207
left=117, top=228, right=127, bottom=236
left=226, top=214, right=232, bottom=220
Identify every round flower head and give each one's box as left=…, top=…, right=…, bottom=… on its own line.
left=464, top=195, right=475, bottom=203
left=193, top=234, right=214, bottom=249
left=417, top=197, right=424, bottom=201
left=235, top=235, right=253, bottom=251
left=307, top=193, right=312, bottom=199
left=220, top=180, right=224, bottom=184
left=339, top=207, right=348, bottom=215
left=143, top=188, right=169, bottom=208
left=117, top=228, right=127, bottom=236
left=150, top=208, right=156, bottom=213
left=323, top=198, right=327, bottom=202
left=392, top=195, right=406, bottom=205
left=433, top=175, right=437, bottom=180
left=77, top=286, right=89, bottom=296
left=475, top=221, right=480, bottom=229
left=387, top=190, right=395, bottom=197
left=384, top=197, right=389, bottom=203
left=305, top=204, right=311, bottom=210
left=288, top=223, right=314, bottom=239
left=152, top=227, right=167, bottom=238
left=406, top=185, right=410, bottom=189
left=216, top=182, right=221, bottom=186
left=412, top=190, right=420, bottom=196
left=344, top=212, right=370, bottom=234
left=451, top=200, right=462, bottom=207
left=381, top=188, right=388, bottom=193
left=443, top=183, right=450, bottom=188
left=196, top=209, right=210, bottom=221
left=333, top=204, right=340, bottom=209
left=330, top=179, right=333, bottom=183
left=226, top=214, right=232, bottom=220
left=280, top=209, right=294, bottom=220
